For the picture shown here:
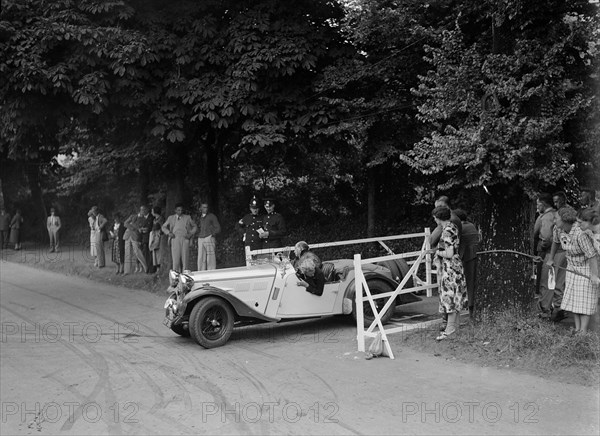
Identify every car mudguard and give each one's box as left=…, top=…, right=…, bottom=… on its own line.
left=183, top=286, right=280, bottom=323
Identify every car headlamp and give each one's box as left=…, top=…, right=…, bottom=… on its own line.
left=179, top=273, right=194, bottom=292
left=169, top=270, right=179, bottom=287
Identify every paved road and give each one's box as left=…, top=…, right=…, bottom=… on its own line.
left=0, top=262, right=598, bottom=435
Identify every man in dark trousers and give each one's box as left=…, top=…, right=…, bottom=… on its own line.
left=0, top=208, right=11, bottom=249
left=138, top=205, right=155, bottom=273
left=532, top=193, right=557, bottom=316
left=454, top=209, right=480, bottom=317
left=260, top=198, right=287, bottom=251
left=237, top=196, right=264, bottom=261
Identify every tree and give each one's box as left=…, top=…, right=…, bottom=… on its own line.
left=401, top=0, right=598, bottom=248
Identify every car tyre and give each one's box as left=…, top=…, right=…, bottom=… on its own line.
left=352, top=279, right=395, bottom=327
left=189, top=297, right=235, bottom=348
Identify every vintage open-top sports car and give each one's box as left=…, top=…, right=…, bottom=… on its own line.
left=163, top=250, right=417, bottom=348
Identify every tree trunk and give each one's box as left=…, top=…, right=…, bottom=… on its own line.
left=206, top=138, right=220, bottom=212
left=367, top=167, right=376, bottom=237
left=477, top=185, right=535, bottom=312
left=24, top=162, right=47, bottom=241
left=139, top=159, right=149, bottom=205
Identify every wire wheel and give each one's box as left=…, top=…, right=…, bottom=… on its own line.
left=189, top=297, right=235, bottom=348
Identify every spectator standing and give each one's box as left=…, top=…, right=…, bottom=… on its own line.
left=151, top=206, right=165, bottom=272
left=196, top=202, right=221, bottom=271
left=91, top=206, right=107, bottom=268
left=162, top=203, right=197, bottom=273
left=552, top=191, right=569, bottom=210
left=88, top=209, right=97, bottom=262
left=237, top=196, right=264, bottom=258
left=430, top=196, right=462, bottom=247
left=46, top=207, right=61, bottom=253
left=9, top=209, right=23, bottom=250
left=560, top=208, right=600, bottom=334
left=110, top=213, right=126, bottom=274
left=123, top=212, right=148, bottom=274
left=138, top=205, right=154, bottom=273
left=149, top=222, right=162, bottom=273
left=430, top=195, right=462, bottom=331
left=532, top=193, right=557, bottom=306
left=432, top=206, right=467, bottom=341
left=546, top=206, right=578, bottom=322
left=579, top=188, right=598, bottom=210
left=454, top=209, right=480, bottom=317
left=261, top=198, right=286, bottom=250
left=0, top=208, right=11, bottom=249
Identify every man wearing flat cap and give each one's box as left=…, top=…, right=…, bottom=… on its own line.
left=237, top=196, right=264, bottom=253
left=261, top=198, right=286, bottom=250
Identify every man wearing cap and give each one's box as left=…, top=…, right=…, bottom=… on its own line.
left=237, top=197, right=264, bottom=256
left=261, top=198, right=286, bottom=250
left=162, top=203, right=197, bottom=272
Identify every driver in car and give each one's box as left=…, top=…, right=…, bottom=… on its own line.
left=296, top=258, right=325, bottom=296
left=292, top=240, right=322, bottom=269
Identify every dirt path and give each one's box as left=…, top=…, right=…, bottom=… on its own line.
left=1, top=262, right=598, bottom=435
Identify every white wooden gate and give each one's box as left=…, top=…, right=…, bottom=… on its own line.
left=354, top=229, right=439, bottom=359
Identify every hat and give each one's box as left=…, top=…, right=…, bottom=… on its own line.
left=249, top=196, right=260, bottom=208
left=264, top=198, right=275, bottom=207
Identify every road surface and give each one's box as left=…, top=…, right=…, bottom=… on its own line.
left=0, top=262, right=598, bottom=435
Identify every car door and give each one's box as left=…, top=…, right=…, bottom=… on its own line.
left=275, top=272, right=340, bottom=317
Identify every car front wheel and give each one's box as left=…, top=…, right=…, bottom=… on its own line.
left=189, top=297, right=235, bottom=348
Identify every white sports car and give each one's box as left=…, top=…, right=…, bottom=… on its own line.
left=163, top=252, right=417, bottom=348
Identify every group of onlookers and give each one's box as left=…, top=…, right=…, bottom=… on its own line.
left=533, top=188, right=600, bottom=334
left=19, top=196, right=288, bottom=275
left=0, top=208, right=24, bottom=250
left=87, top=205, right=165, bottom=275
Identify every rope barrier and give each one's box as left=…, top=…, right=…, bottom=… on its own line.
left=476, top=249, right=594, bottom=280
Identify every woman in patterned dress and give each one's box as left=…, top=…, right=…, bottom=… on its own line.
left=432, top=206, right=468, bottom=340
left=560, top=208, right=600, bottom=334
left=88, top=209, right=97, bottom=262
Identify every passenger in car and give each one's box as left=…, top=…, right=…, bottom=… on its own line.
left=296, top=258, right=325, bottom=296
left=292, top=241, right=322, bottom=269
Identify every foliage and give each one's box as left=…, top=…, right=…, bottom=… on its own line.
left=403, top=0, right=599, bottom=195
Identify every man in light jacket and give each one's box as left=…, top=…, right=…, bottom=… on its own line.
left=46, top=207, right=62, bottom=253
left=162, top=203, right=197, bottom=272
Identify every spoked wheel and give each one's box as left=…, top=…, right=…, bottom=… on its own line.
left=352, top=279, right=394, bottom=327
left=189, top=297, right=235, bottom=348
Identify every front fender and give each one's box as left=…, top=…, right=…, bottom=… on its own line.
left=183, top=287, right=280, bottom=323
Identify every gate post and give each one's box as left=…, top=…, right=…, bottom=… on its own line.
left=354, top=253, right=365, bottom=352
left=425, top=227, right=433, bottom=297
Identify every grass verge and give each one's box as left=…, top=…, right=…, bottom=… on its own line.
left=398, top=308, right=600, bottom=387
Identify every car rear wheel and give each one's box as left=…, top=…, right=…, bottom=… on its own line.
left=352, top=279, right=394, bottom=327
left=189, top=297, right=235, bottom=348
